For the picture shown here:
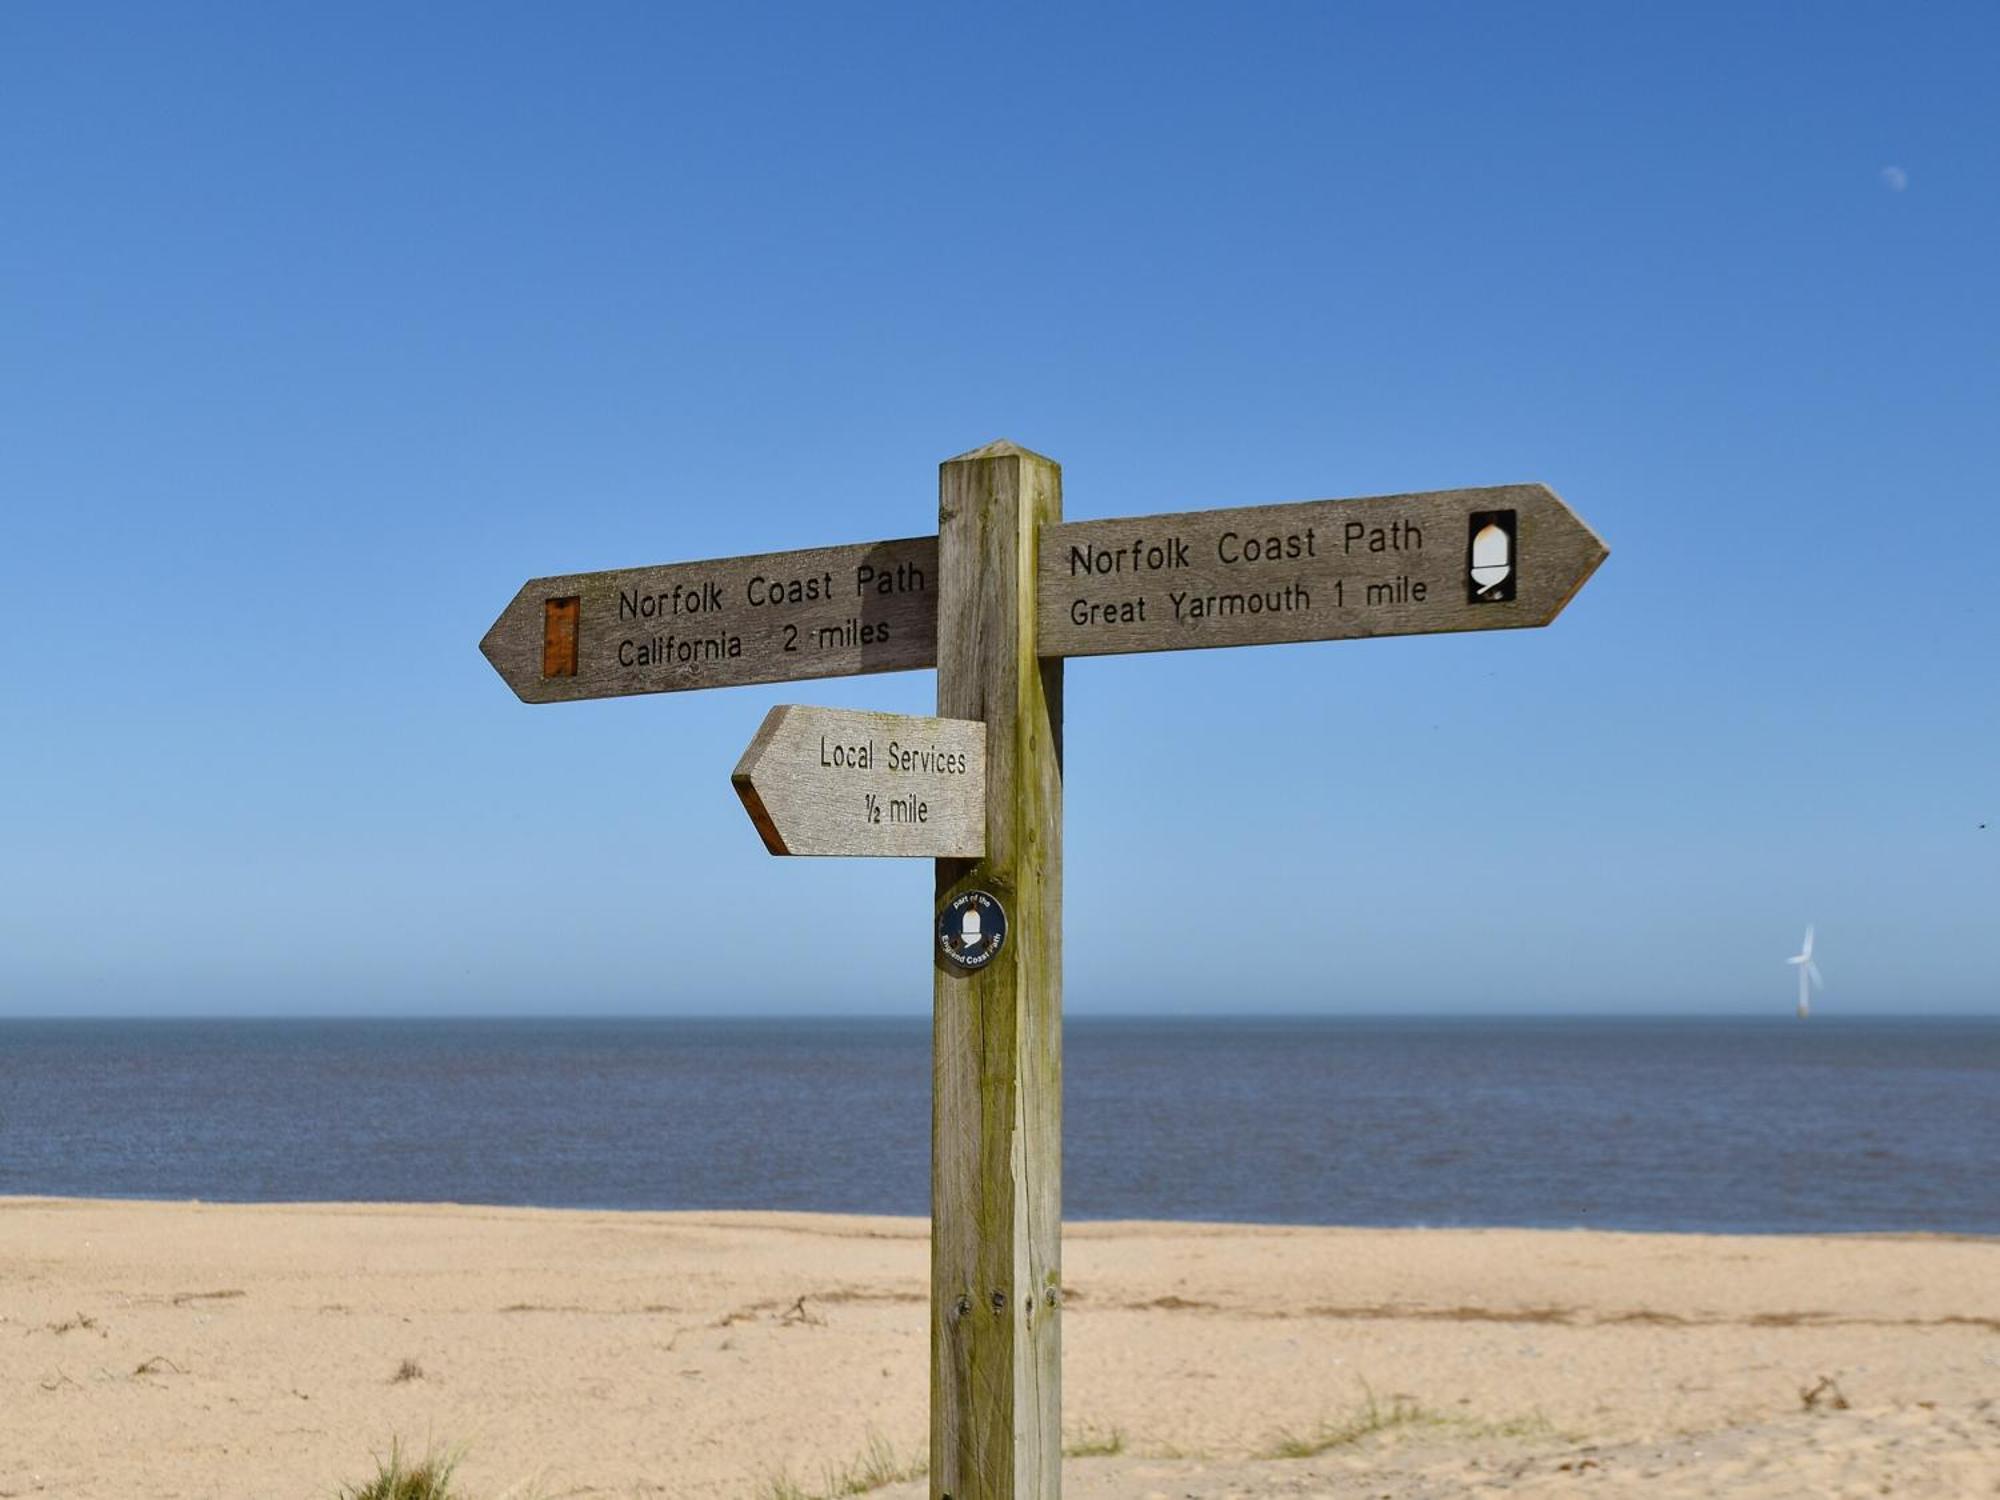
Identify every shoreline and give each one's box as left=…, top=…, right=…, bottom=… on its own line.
left=7, top=1193, right=1995, bottom=1241
left=5, top=1198, right=1996, bottom=1496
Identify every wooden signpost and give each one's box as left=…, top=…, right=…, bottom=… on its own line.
left=481, top=442, right=1607, bottom=1499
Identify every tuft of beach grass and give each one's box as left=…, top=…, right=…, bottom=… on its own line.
left=1267, top=1382, right=1433, bottom=1458
left=1267, top=1382, right=1573, bottom=1458
left=1062, top=1424, right=1126, bottom=1457
left=760, top=1431, right=925, bottom=1499
left=338, top=1440, right=465, bottom=1500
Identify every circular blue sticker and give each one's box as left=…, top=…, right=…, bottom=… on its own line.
left=937, top=890, right=1006, bottom=973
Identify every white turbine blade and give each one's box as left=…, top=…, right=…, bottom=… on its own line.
left=1808, top=962, right=1823, bottom=988
left=1787, top=954, right=1806, bottom=965
left=1802, top=925, right=1814, bottom=959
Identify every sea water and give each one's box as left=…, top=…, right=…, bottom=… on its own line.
left=1, top=1017, right=1993, bottom=1234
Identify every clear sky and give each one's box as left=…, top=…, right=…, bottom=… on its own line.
left=3, top=4, right=1993, bottom=1017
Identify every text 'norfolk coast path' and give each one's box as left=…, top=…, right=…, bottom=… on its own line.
left=1039, top=483, right=1605, bottom=659
left=480, top=535, right=938, bottom=703
left=480, top=482, right=1604, bottom=702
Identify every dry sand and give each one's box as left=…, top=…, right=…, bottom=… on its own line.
left=2, top=1198, right=1994, bottom=1498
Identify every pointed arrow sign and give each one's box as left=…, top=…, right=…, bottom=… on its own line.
left=480, top=484, right=1607, bottom=703
left=731, top=705, right=986, bottom=857
left=1038, top=483, right=1607, bottom=659
left=480, top=535, right=940, bottom=703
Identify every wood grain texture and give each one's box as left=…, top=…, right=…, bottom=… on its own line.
left=1038, top=483, right=1607, bottom=660
left=730, top=705, right=986, bottom=858
left=480, top=535, right=939, bottom=702
left=931, top=441, right=1064, bottom=1500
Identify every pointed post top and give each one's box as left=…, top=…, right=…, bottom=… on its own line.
left=942, top=437, right=1059, bottom=467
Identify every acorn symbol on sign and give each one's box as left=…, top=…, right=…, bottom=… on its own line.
left=1466, top=510, right=1518, bottom=603
left=939, top=891, right=1005, bottom=973
left=1471, top=523, right=1511, bottom=595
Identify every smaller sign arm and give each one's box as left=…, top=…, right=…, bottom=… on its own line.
left=731, top=705, right=987, bottom=858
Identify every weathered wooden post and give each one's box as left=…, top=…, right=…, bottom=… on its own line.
left=930, top=441, right=1064, bottom=1500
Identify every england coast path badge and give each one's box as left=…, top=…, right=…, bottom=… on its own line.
left=937, top=890, right=1006, bottom=973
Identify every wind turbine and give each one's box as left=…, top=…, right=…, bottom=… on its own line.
left=1787, top=925, right=1822, bottom=1019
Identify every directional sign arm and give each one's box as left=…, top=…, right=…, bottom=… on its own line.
left=481, top=535, right=941, bottom=703
left=483, top=483, right=1608, bottom=696
left=731, top=705, right=986, bottom=857
left=1037, top=483, right=1607, bottom=660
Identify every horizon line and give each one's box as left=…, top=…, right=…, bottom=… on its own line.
left=2, top=1010, right=1990, bottom=1024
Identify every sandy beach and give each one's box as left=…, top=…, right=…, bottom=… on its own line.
left=2, top=1199, right=1993, bottom=1498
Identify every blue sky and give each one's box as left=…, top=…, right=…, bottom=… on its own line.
left=2, top=4, right=1993, bottom=1017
